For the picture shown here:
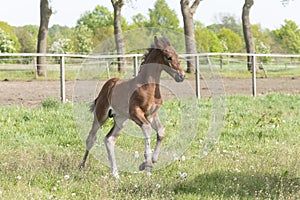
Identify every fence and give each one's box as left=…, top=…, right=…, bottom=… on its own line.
left=1, top=53, right=300, bottom=102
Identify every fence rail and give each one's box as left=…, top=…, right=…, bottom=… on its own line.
left=1, top=53, right=300, bottom=102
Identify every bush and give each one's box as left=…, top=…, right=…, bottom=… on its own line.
left=41, top=98, right=60, bottom=109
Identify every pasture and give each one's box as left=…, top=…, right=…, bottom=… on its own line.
left=0, top=94, right=299, bottom=199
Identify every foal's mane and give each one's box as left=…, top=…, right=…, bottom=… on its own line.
left=140, top=37, right=170, bottom=65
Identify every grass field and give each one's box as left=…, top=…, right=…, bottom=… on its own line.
left=0, top=94, right=299, bottom=199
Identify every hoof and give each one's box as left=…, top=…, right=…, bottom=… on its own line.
left=152, top=157, right=158, bottom=163
left=111, top=169, right=119, bottom=179
left=139, top=162, right=146, bottom=171
left=78, top=162, right=85, bottom=170
left=139, top=162, right=152, bottom=172
left=112, top=172, right=119, bottom=179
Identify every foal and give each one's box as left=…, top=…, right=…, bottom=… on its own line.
left=79, top=36, right=185, bottom=178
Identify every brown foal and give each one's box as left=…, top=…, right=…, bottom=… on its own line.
left=79, top=36, right=185, bottom=178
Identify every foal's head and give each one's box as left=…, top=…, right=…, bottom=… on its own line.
left=144, top=36, right=185, bottom=82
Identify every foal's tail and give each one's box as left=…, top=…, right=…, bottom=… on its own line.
left=89, top=98, right=97, bottom=113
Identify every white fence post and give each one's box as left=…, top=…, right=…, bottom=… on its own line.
left=195, top=55, right=201, bottom=98
left=252, top=54, right=257, bottom=97
left=60, top=56, right=66, bottom=102
left=133, top=56, right=138, bottom=77
left=34, top=57, right=38, bottom=79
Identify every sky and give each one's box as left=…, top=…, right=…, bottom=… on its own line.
left=0, top=0, right=299, bottom=30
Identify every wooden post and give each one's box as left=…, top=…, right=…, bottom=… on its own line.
left=195, top=55, right=200, bottom=98
left=60, top=56, right=66, bottom=102
left=252, top=54, right=256, bottom=97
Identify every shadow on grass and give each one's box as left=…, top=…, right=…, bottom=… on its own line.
left=172, top=171, right=300, bottom=198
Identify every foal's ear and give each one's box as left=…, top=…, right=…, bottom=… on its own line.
left=154, top=36, right=165, bottom=50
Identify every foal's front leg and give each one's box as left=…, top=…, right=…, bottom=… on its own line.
left=139, top=123, right=153, bottom=175
left=150, top=114, right=165, bottom=163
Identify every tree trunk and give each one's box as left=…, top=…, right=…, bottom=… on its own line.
left=242, top=0, right=255, bottom=71
left=111, top=0, right=126, bottom=72
left=180, top=0, right=201, bottom=73
left=37, top=0, right=52, bottom=77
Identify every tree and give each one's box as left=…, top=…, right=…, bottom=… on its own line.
left=251, top=24, right=273, bottom=63
left=131, top=13, right=148, bottom=28
left=49, top=38, right=72, bottom=54
left=148, top=0, right=180, bottom=29
left=111, top=0, right=126, bottom=72
left=37, top=0, right=52, bottom=77
left=0, top=29, right=17, bottom=53
left=0, top=21, right=21, bottom=53
left=273, top=20, right=300, bottom=54
left=242, top=0, right=255, bottom=71
left=76, top=6, right=124, bottom=51
left=241, top=0, right=293, bottom=70
left=16, top=25, right=39, bottom=53
left=208, top=14, right=243, bottom=37
left=77, top=6, right=114, bottom=30
left=49, top=25, right=73, bottom=42
left=217, top=28, right=243, bottom=53
left=73, top=25, right=93, bottom=54
left=194, top=23, right=223, bottom=52
left=180, top=0, right=202, bottom=73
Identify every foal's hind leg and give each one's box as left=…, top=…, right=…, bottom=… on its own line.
left=78, top=113, right=103, bottom=169
left=104, top=117, right=127, bottom=178
left=150, top=114, right=165, bottom=163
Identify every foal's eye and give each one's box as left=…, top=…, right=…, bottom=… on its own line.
left=166, top=56, right=172, bottom=62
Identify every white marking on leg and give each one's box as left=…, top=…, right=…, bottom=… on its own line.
left=140, top=124, right=153, bottom=174
left=104, top=117, right=127, bottom=179
left=104, top=136, right=119, bottom=178
left=151, top=115, right=165, bottom=163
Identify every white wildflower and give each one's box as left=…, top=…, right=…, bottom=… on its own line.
left=16, top=175, right=22, bottom=180
left=64, top=175, right=70, bottom=180
left=181, top=172, right=188, bottom=179
left=271, top=124, right=276, bottom=128
left=134, top=151, right=139, bottom=159
left=234, top=168, right=241, bottom=173
left=173, top=153, right=179, bottom=161
left=181, top=155, right=186, bottom=161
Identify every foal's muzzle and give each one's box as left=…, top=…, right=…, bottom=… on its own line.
left=175, top=73, right=185, bottom=82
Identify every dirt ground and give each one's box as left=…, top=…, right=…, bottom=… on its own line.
left=0, top=77, right=299, bottom=107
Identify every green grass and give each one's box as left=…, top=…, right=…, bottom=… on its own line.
left=0, top=94, right=300, bottom=199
